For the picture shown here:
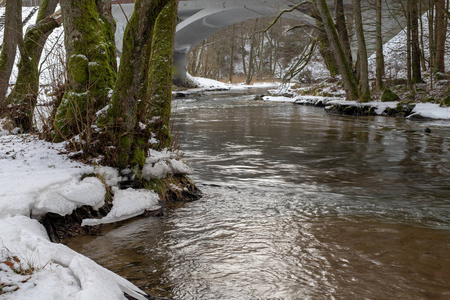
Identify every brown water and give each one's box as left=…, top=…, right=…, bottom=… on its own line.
left=67, top=90, right=450, bottom=299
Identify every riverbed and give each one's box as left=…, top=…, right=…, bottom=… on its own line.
left=67, top=89, right=450, bottom=299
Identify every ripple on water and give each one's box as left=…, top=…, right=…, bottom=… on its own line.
left=67, top=91, right=450, bottom=299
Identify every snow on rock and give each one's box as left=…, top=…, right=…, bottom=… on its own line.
left=0, top=135, right=96, bottom=218
left=0, top=216, right=147, bottom=300
left=0, top=132, right=178, bottom=298
left=95, top=165, right=120, bottom=187
left=82, top=188, right=160, bottom=226
left=187, top=73, right=229, bottom=90
left=33, top=176, right=106, bottom=218
left=142, top=149, right=193, bottom=180
left=408, top=103, right=450, bottom=120
left=263, top=96, right=297, bottom=103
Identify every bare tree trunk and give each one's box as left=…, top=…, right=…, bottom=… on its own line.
left=7, top=0, right=60, bottom=131
left=410, top=0, right=422, bottom=83
left=315, top=0, right=359, bottom=100
left=228, top=25, right=235, bottom=83
left=310, top=5, right=339, bottom=77
left=354, top=0, right=370, bottom=102
left=429, top=0, right=435, bottom=71
left=335, top=0, right=352, bottom=65
left=419, top=0, right=427, bottom=71
left=246, top=19, right=258, bottom=85
left=375, top=0, right=385, bottom=90
left=435, top=0, right=446, bottom=73
left=0, top=0, right=22, bottom=112
left=406, top=3, right=412, bottom=89
left=241, top=34, right=247, bottom=77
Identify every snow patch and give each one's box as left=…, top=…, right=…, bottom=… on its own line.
left=408, top=103, right=450, bottom=120
left=142, top=149, right=193, bottom=180
left=81, top=188, right=160, bottom=226
left=0, top=216, right=147, bottom=300
left=33, top=177, right=106, bottom=218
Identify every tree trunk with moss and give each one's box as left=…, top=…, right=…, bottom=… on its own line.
left=6, top=0, right=60, bottom=131
left=106, top=0, right=177, bottom=169
left=144, top=0, right=178, bottom=150
left=335, top=0, right=352, bottom=65
left=314, top=0, right=359, bottom=100
left=434, top=0, right=446, bottom=73
left=310, top=5, right=339, bottom=77
left=410, top=0, right=422, bottom=83
left=354, top=0, right=371, bottom=102
left=0, top=0, right=22, bottom=113
left=54, top=0, right=117, bottom=140
left=375, top=0, right=385, bottom=90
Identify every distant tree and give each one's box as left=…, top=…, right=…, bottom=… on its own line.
left=434, top=0, right=446, bottom=73
left=0, top=0, right=22, bottom=112
left=354, top=0, right=371, bottom=102
left=410, top=0, right=422, bottom=83
left=314, top=0, right=359, bottom=100
left=228, top=25, right=236, bottom=83
left=375, top=0, right=385, bottom=90
left=335, top=0, right=352, bottom=65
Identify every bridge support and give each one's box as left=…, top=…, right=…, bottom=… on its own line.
left=172, top=51, right=188, bottom=86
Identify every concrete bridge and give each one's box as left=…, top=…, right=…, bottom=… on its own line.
left=112, top=0, right=405, bottom=84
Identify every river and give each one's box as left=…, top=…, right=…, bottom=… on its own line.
left=67, top=89, right=450, bottom=299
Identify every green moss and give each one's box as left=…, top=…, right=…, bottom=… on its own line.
left=145, top=0, right=178, bottom=149
left=441, top=96, right=450, bottom=107
left=424, top=96, right=435, bottom=103
left=118, top=135, right=132, bottom=167
left=68, top=55, right=89, bottom=85
left=381, top=88, right=399, bottom=102
left=131, top=148, right=146, bottom=168
left=36, top=0, right=50, bottom=22
left=143, top=174, right=195, bottom=204
left=0, top=48, right=7, bottom=71
left=55, top=0, right=117, bottom=138
left=54, top=91, right=89, bottom=139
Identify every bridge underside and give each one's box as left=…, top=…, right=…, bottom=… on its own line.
left=112, top=0, right=406, bottom=85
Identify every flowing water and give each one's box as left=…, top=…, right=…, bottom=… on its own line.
left=67, top=90, right=450, bottom=299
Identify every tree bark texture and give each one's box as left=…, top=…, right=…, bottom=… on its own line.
left=354, top=0, right=371, bottom=102
left=334, top=0, right=352, bottom=65
left=435, top=0, right=446, bottom=73
left=144, top=0, right=178, bottom=150
left=310, top=5, right=339, bottom=77
left=375, top=0, right=385, bottom=90
left=410, top=0, right=422, bottom=83
left=7, top=0, right=60, bottom=131
left=314, top=0, right=359, bottom=100
left=107, top=0, right=176, bottom=168
left=55, top=0, right=117, bottom=139
left=0, top=0, right=22, bottom=112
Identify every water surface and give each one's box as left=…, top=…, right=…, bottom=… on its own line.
left=67, top=90, right=450, bottom=299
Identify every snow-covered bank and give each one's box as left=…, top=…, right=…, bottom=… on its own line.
left=173, top=74, right=282, bottom=96
left=262, top=95, right=450, bottom=120
left=0, top=216, right=147, bottom=300
left=0, top=127, right=194, bottom=299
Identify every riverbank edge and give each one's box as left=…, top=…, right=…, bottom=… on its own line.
left=0, top=130, right=201, bottom=299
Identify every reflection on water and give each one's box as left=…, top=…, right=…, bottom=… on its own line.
left=67, top=90, right=450, bottom=299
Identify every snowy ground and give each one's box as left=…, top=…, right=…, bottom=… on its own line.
left=262, top=94, right=450, bottom=120
left=187, top=76, right=450, bottom=120
left=0, top=129, right=196, bottom=299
